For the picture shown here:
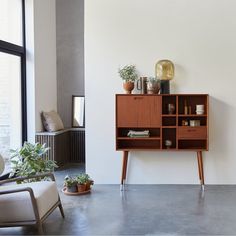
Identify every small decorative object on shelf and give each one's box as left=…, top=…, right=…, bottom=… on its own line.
left=137, top=77, right=147, bottom=94
left=155, top=59, right=175, bottom=94
left=168, top=103, right=175, bottom=114
left=127, top=130, right=150, bottom=138
left=184, top=100, right=188, bottom=115
left=190, top=120, right=201, bottom=127
left=188, top=106, right=192, bottom=114
left=146, top=77, right=160, bottom=94
left=182, top=119, right=188, bottom=126
left=118, top=64, right=138, bottom=94
left=196, top=104, right=204, bottom=114
left=165, top=139, right=172, bottom=149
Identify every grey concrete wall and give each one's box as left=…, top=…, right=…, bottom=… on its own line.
left=56, top=0, right=84, bottom=127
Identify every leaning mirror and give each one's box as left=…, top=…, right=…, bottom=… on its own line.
left=72, top=95, right=85, bottom=127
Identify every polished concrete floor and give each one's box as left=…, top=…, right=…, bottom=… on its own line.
left=1, top=165, right=236, bottom=235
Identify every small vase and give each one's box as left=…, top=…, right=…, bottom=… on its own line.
left=147, top=80, right=160, bottom=94
left=123, top=82, right=134, bottom=94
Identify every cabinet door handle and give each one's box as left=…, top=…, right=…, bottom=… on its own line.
left=134, top=97, right=143, bottom=100
left=187, top=129, right=196, bottom=132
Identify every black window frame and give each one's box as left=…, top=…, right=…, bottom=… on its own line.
left=0, top=0, right=27, bottom=143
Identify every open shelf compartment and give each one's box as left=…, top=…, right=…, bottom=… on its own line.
left=117, top=128, right=160, bottom=138
left=162, top=95, right=177, bottom=115
left=162, top=128, right=176, bottom=149
left=178, top=139, right=207, bottom=150
left=117, top=139, right=161, bottom=150
left=178, top=95, right=208, bottom=115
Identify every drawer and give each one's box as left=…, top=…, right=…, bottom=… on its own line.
left=178, top=127, right=207, bottom=139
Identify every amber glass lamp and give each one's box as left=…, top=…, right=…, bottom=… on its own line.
left=155, top=59, right=175, bottom=94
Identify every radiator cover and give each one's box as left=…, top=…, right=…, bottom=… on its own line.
left=35, top=129, right=85, bottom=166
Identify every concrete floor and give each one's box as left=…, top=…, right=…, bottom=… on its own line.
left=1, top=165, right=236, bottom=235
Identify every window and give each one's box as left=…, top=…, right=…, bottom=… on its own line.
left=0, top=0, right=26, bottom=168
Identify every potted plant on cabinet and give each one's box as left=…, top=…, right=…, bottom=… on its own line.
left=64, top=175, right=78, bottom=193
left=146, top=77, right=161, bottom=94
left=118, top=64, right=138, bottom=94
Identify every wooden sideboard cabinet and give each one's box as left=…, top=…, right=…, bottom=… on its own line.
left=115, top=94, right=209, bottom=189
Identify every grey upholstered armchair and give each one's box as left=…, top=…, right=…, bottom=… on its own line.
left=0, top=172, right=64, bottom=234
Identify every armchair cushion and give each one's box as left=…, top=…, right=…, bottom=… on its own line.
left=0, top=181, right=58, bottom=222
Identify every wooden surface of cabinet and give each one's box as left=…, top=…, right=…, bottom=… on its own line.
left=115, top=94, right=209, bottom=189
left=116, top=95, right=161, bottom=127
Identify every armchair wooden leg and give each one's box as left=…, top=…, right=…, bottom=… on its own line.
left=37, top=221, right=44, bottom=235
left=58, top=202, right=65, bottom=218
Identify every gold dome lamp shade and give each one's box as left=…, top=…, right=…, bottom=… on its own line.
left=155, top=59, right=175, bottom=94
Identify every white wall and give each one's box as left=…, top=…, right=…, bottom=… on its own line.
left=85, top=0, right=236, bottom=184
left=26, top=0, right=57, bottom=141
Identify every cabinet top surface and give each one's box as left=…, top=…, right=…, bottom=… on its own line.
left=116, top=94, right=209, bottom=96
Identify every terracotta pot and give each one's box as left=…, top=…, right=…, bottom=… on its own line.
left=77, top=184, right=86, bottom=192
left=123, top=82, right=134, bottom=94
left=85, top=180, right=93, bottom=190
left=85, top=182, right=91, bottom=191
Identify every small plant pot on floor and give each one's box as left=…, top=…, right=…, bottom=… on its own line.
left=85, top=180, right=94, bottom=191
left=66, top=185, right=78, bottom=193
left=85, top=183, right=91, bottom=191
left=77, top=184, right=86, bottom=192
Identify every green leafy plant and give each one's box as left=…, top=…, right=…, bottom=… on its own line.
left=118, top=65, right=138, bottom=82
left=10, top=142, right=58, bottom=182
left=76, top=173, right=92, bottom=184
left=64, top=175, right=77, bottom=187
left=147, top=76, right=160, bottom=83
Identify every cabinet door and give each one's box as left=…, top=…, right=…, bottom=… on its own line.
left=116, top=95, right=161, bottom=127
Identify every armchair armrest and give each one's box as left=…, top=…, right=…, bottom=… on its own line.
left=0, top=186, right=41, bottom=224
left=0, top=187, right=34, bottom=196
left=0, top=172, right=55, bottom=185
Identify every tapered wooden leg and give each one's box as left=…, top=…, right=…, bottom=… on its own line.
left=197, top=151, right=205, bottom=190
left=120, top=151, right=129, bottom=190
left=37, top=221, right=44, bottom=235
left=58, top=202, right=65, bottom=218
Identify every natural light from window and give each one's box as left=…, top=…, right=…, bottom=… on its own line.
left=0, top=0, right=22, bottom=45
left=0, top=53, right=22, bottom=166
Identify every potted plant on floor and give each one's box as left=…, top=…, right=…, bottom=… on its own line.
left=64, top=175, right=78, bottom=193
left=118, top=64, right=138, bottom=94
left=76, top=173, right=94, bottom=192
left=10, top=142, right=58, bottom=183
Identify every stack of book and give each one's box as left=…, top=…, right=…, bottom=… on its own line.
left=127, top=130, right=150, bottom=138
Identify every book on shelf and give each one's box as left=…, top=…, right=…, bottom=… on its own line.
left=127, top=130, right=150, bottom=138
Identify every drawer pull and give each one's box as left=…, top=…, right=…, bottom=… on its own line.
left=187, top=129, right=196, bottom=132
left=134, top=97, right=143, bottom=100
